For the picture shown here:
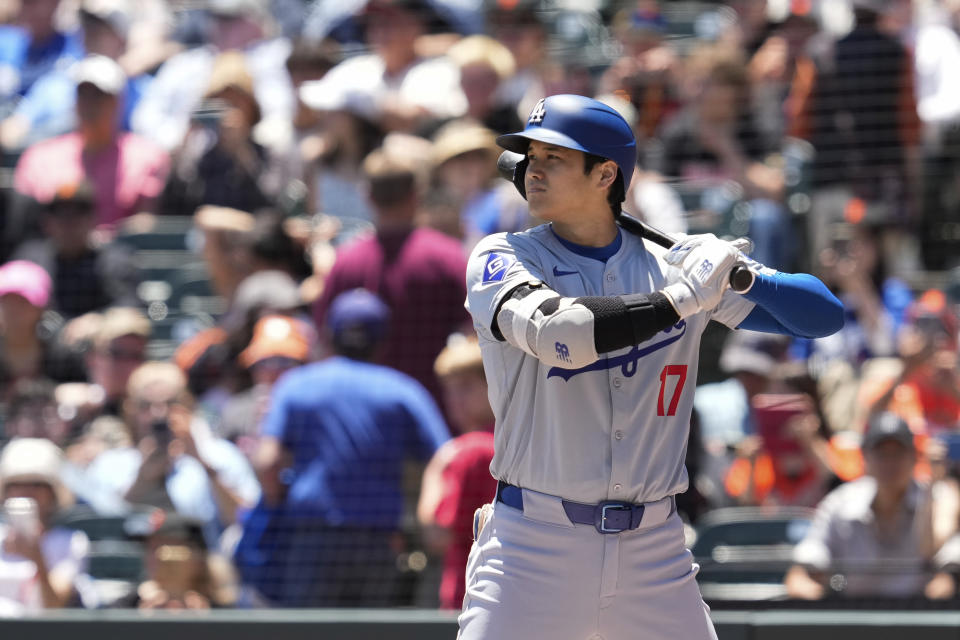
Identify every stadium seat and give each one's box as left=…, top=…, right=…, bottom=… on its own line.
left=691, top=506, right=814, bottom=601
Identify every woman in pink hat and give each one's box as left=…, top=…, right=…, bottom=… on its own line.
left=0, top=260, right=86, bottom=401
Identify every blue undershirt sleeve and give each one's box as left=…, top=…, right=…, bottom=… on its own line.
left=737, top=271, right=844, bottom=338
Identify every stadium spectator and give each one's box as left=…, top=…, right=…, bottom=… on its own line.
left=431, top=121, right=529, bottom=248
left=695, top=330, right=790, bottom=451
left=160, top=52, right=277, bottom=217
left=281, top=39, right=380, bottom=222
left=863, top=290, right=960, bottom=434
left=175, top=264, right=305, bottom=410
left=794, top=222, right=912, bottom=369
left=193, top=206, right=308, bottom=307
left=79, top=0, right=161, bottom=132
left=312, top=141, right=471, bottom=405
left=748, top=3, right=820, bottom=152
left=648, top=47, right=794, bottom=270
left=243, top=210, right=312, bottom=282
left=790, top=222, right=913, bottom=433
left=13, top=182, right=141, bottom=319
left=2, top=378, right=68, bottom=445
left=11, top=55, right=170, bottom=231
left=915, top=1, right=960, bottom=270
left=603, top=91, right=688, bottom=237
left=1, top=0, right=159, bottom=151
left=446, top=35, right=521, bottom=136
left=124, top=510, right=236, bottom=609
left=243, top=288, right=449, bottom=607
left=83, top=306, right=151, bottom=417
left=193, top=205, right=258, bottom=303
left=484, top=0, right=549, bottom=126
left=297, top=0, right=464, bottom=135
left=215, top=314, right=313, bottom=456
left=0, top=0, right=83, bottom=149
left=0, top=438, right=90, bottom=613
left=599, top=3, right=677, bottom=142
left=131, top=0, right=295, bottom=153
left=724, top=392, right=839, bottom=508
left=82, top=362, right=260, bottom=544
left=60, top=413, right=131, bottom=473
left=295, top=89, right=382, bottom=222
left=791, top=0, right=920, bottom=266
left=0, top=260, right=87, bottom=391
left=417, top=336, right=495, bottom=609
left=429, top=119, right=501, bottom=242
left=785, top=412, right=949, bottom=599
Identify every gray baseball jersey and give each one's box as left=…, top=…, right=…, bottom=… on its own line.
left=466, top=224, right=755, bottom=504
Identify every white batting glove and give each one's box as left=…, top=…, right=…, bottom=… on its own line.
left=665, top=233, right=754, bottom=266
left=662, top=235, right=742, bottom=317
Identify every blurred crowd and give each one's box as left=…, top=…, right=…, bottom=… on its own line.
left=2, top=0, right=960, bottom=613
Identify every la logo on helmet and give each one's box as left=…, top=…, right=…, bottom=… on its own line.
left=528, top=99, right=546, bottom=124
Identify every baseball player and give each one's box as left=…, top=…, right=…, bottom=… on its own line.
left=460, top=94, right=844, bottom=640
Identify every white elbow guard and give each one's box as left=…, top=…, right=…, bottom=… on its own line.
left=497, top=286, right=599, bottom=369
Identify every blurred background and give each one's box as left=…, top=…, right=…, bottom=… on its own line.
left=1, top=0, right=960, bottom=633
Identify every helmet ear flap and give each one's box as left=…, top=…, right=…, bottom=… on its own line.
left=497, top=150, right=528, bottom=200
left=513, top=156, right=528, bottom=199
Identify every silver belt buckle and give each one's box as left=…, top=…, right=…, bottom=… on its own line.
left=596, top=501, right=636, bottom=534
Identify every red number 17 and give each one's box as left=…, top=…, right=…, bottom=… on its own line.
left=657, top=365, right=688, bottom=417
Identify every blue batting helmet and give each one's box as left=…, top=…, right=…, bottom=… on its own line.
left=496, top=94, right=637, bottom=191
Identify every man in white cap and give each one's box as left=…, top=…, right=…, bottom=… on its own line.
left=0, top=438, right=90, bottom=613
left=12, top=55, right=170, bottom=231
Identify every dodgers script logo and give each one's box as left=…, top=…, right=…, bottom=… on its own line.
left=482, top=252, right=516, bottom=284
left=548, top=320, right=687, bottom=381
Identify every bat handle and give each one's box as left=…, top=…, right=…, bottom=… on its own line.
left=730, top=265, right=755, bottom=294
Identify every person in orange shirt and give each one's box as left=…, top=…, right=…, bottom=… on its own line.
left=725, top=393, right=860, bottom=507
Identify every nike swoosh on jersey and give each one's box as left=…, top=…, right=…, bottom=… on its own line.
left=546, top=321, right=688, bottom=381
left=552, top=266, right=578, bottom=277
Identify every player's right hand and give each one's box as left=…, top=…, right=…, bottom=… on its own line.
left=662, top=234, right=741, bottom=316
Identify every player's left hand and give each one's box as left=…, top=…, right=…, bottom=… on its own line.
left=665, top=234, right=754, bottom=267
left=672, top=234, right=742, bottom=310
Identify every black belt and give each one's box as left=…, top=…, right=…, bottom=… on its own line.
left=496, top=481, right=646, bottom=534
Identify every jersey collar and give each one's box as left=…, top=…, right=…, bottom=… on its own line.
left=550, top=226, right=623, bottom=263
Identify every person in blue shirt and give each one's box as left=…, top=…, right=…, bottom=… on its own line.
left=240, top=288, right=451, bottom=607
left=0, top=0, right=83, bottom=145
left=1, top=0, right=154, bottom=150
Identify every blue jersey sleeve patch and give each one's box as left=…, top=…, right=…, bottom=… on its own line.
left=482, top=252, right=516, bottom=284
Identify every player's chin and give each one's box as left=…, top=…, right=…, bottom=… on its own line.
left=526, top=190, right=552, bottom=215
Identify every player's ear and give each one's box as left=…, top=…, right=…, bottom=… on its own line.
left=596, top=161, right=618, bottom=189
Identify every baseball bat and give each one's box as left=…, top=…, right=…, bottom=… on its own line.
left=497, top=151, right=755, bottom=293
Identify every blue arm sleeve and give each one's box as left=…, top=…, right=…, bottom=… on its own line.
left=737, top=271, right=845, bottom=338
